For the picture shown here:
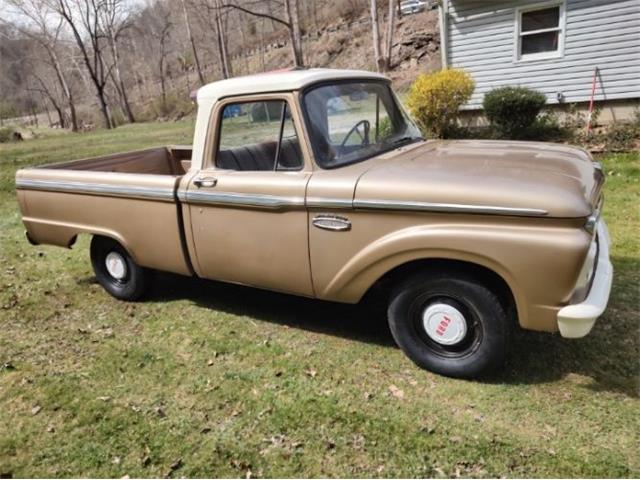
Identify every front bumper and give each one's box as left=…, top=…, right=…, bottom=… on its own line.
left=557, top=220, right=613, bottom=338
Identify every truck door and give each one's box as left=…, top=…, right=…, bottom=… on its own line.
left=184, top=95, right=314, bottom=296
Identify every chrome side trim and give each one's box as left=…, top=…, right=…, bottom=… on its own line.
left=312, top=214, right=351, bottom=231
left=306, top=197, right=353, bottom=209
left=184, top=190, right=305, bottom=209
left=15, top=178, right=175, bottom=202
left=353, top=199, right=548, bottom=216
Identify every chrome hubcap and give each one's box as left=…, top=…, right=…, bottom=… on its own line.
left=105, top=252, right=127, bottom=280
left=422, top=303, right=468, bottom=346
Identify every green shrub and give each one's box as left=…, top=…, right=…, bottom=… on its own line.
left=522, top=112, right=571, bottom=142
left=406, top=69, right=475, bottom=138
left=483, top=86, right=546, bottom=139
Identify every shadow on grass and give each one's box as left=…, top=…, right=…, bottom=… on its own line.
left=146, top=271, right=396, bottom=348
left=108, top=254, right=638, bottom=397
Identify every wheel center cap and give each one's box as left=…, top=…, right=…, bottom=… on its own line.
left=105, top=252, right=127, bottom=280
left=422, top=303, right=468, bottom=346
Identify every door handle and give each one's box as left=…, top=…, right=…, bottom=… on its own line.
left=193, top=177, right=217, bottom=188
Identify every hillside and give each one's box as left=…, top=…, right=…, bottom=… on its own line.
left=143, top=8, right=441, bottom=113
left=230, top=9, right=441, bottom=88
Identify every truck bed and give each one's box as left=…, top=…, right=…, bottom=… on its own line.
left=15, top=146, right=194, bottom=276
left=43, top=146, right=192, bottom=175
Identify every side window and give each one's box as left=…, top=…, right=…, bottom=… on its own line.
left=216, top=100, right=302, bottom=171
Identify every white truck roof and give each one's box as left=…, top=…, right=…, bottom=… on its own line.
left=196, top=68, right=387, bottom=103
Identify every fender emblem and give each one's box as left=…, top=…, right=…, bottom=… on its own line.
left=312, top=214, right=351, bottom=232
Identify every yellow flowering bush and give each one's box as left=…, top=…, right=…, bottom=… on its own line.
left=406, top=69, right=475, bottom=138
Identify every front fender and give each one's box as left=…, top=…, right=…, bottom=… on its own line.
left=319, top=222, right=589, bottom=331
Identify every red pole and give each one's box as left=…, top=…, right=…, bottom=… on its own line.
left=586, top=66, right=598, bottom=134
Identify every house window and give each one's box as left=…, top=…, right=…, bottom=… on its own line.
left=516, top=2, right=564, bottom=60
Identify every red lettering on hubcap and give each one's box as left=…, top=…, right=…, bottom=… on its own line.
left=435, top=315, right=452, bottom=336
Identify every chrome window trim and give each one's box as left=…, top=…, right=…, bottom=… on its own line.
left=353, top=199, right=548, bottom=216
left=15, top=179, right=175, bottom=202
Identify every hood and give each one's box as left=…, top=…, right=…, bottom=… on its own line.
left=354, top=140, right=604, bottom=218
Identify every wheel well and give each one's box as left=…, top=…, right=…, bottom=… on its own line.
left=364, top=258, right=518, bottom=324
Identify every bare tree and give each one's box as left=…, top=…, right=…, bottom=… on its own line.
left=383, top=0, right=396, bottom=71
left=180, top=0, right=206, bottom=85
left=100, top=0, right=136, bottom=122
left=369, top=0, right=382, bottom=72
left=283, top=0, right=303, bottom=67
left=29, top=70, right=66, bottom=127
left=146, top=6, right=173, bottom=109
left=220, top=0, right=304, bottom=67
left=49, top=0, right=116, bottom=128
left=214, top=0, right=233, bottom=78
left=369, top=0, right=395, bottom=72
left=4, top=0, right=79, bottom=131
left=198, top=0, right=233, bottom=78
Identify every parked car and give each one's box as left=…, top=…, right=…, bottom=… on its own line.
left=15, top=68, right=612, bottom=378
left=400, top=0, right=431, bottom=15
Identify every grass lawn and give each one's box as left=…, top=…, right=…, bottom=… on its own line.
left=0, top=122, right=638, bottom=478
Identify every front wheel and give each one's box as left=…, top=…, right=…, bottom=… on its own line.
left=388, top=272, right=508, bottom=378
left=90, top=236, right=149, bottom=301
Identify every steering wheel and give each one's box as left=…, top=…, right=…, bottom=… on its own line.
left=340, top=120, right=371, bottom=150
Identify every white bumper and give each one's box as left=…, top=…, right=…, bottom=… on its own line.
left=557, top=220, right=613, bottom=338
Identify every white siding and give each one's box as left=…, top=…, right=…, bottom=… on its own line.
left=446, top=0, right=640, bottom=109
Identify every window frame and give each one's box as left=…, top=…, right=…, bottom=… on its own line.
left=514, top=0, right=566, bottom=63
left=204, top=93, right=308, bottom=172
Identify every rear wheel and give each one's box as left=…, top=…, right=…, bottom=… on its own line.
left=388, top=272, right=508, bottom=378
left=90, top=236, right=148, bottom=301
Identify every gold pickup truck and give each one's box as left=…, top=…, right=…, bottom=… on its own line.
left=15, top=69, right=612, bottom=378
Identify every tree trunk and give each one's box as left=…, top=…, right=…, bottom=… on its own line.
left=96, top=88, right=113, bottom=129
left=56, top=4, right=114, bottom=129
left=284, top=0, right=304, bottom=67
left=46, top=48, right=79, bottom=132
left=32, top=75, right=66, bottom=128
left=370, top=0, right=383, bottom=72
left=159, top=54, right=167, bottom=109
left=108, top=33, right=136, bottom=123
left=180, top=0, right=206, bottom=85
left=214, top=0, right=232, bottom=78
left=260, top=19, right=266, bottom=71
left=382, top=0, right=396, bottom=71
left=43, top=103, right=53, bottom=126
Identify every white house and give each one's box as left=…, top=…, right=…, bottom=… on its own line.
left=439, top=0, right=640, bottom=122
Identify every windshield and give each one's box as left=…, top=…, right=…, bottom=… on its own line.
left=302, top=81, right=422, bottom=168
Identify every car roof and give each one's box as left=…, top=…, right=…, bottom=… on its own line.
left=196, top=68, right=388, bottom=103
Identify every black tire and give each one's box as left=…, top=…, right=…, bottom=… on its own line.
left=388, top=272, right=508, bottom=378
left=90, top=236, right=148, bottom=301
